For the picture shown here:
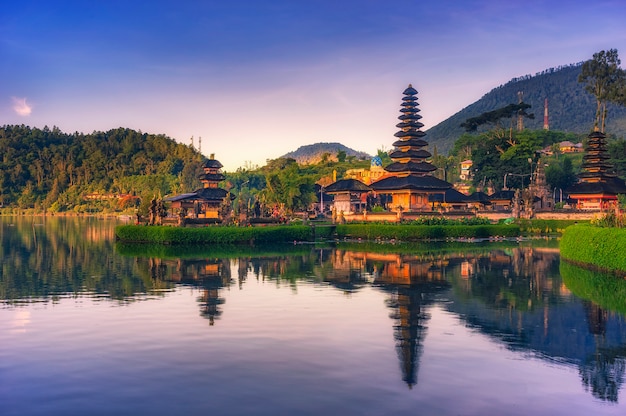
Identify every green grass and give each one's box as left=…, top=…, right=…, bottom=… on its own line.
left=335, top=223, right=520, bottom=241
left=115, top=224, right=314, bottom=245
left=518, top=219, right=588, bottom=235
left=116, top=222, right=522, bottom=245
left=560, top=224, right=626, bottom=273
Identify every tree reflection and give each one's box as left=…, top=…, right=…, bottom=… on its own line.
left=0, top=216, right=173, bottom=302
left=141, top=257, right=232, bottom=325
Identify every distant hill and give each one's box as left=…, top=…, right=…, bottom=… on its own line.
left=426, top=63, right=626, bottom=154
left=282, top=142, right=371, bottom=164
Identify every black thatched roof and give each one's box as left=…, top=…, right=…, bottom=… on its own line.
left=388, top=149, right=432, bottom=159
left=165, top=192, right=197, bottom=202
left=385, top=161, right=437, bottom=173
left=404, top=85, right=417, bottom=95
left=392, top=138, right=428, bottom=147
left=198, top=173, right=226, bottom=182
left=324, top=178, right=372, bottom=193
left=567, top=177, right=626, bottom=195
left=202, top=158, right=223, bottom=169
left=371, top=175, right=452, bottom=191
left=489, top=190, right=516, bottom=201
left=166, top=187, right=233, bottom=202
left=395, top=123, right=425, bottom=132
left=428, top=188, right=468, bottom=203
left=467, top=191, right=492, bottom=204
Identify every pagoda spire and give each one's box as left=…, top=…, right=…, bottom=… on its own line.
left=385, top=84, right=437, bottom=176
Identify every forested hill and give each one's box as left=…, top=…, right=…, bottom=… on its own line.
left=426, top=63, right=626, bottom=154
left=0, top=125, right=205, bottom=211
left=282, top=142, right=371, bottom=164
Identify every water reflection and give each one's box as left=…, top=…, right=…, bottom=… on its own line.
left=3, top=217, right=626, bottom=404
left=0, top=217, right=174, bottom=302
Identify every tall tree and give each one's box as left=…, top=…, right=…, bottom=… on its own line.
left=578, top=49, right=626, bottom=132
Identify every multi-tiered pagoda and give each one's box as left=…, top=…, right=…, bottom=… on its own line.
left=567, top=130, right=626, bottom=210
left=166, top=154, right=233, bottom=223
left=371, top=85, right=451, bottom=212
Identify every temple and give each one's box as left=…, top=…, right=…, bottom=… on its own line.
left=371, top=85, right=452, bottom=212
left=165, top=154, right=234, bottom=223
left=567, top=130, right=626, bottom=210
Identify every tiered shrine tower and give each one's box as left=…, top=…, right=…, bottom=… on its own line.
left=371, top=85, right=451, bottom=212
left=567, top=130, right=626, bottom=210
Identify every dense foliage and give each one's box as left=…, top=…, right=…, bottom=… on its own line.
left=0, top=125, right=204, bottom=212
left=560, top=224, right=626, bottom=273
left=445, top=129, right=583, bottom=190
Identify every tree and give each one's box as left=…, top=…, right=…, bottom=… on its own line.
left=578, top=49, right=626, bottom=132
left=460, top=103, right=534, bottom=134
left=545, top=157, right=577, bottom=192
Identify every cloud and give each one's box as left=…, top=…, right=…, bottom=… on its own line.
left=12, top=97, right=32, bottom=116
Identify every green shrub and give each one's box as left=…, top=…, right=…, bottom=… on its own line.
left=115, top=225, right=314, bottom=245
left=560, top=224, right=626, bottom=273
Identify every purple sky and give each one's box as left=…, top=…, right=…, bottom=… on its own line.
left=2, top=0, right=626, bottom=171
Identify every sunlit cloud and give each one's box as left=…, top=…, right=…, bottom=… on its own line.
left=12, top=96, right=32, bottom=116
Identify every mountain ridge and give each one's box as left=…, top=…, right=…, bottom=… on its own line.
left=281, top=142, right=371, bottom=164
left=425, top=63, right=626, bottom=154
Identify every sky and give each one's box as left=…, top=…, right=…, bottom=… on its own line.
left=2, top=0, right=626, bottom=171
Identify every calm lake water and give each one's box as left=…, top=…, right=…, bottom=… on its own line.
left=2, top=217, right=626, bottom=415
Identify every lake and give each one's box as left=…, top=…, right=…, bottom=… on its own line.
left=2, top=216, right=626, bottom=415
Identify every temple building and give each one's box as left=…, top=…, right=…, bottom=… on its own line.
left=166, top=154, right=234, bottom=223
left=567, top=130, right=626, bottom=210
left=323, top=178, right=371, bottom=215
left=371, top=85, right=452, bottom=212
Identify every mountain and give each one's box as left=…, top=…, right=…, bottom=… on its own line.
left=426, top=63, right=626, bottom=154
left=281, top=142, right=371, bottom=164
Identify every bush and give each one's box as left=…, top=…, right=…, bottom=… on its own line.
left=115, top=224, right=314, bottom=245
left=560, top=224, right=626, bottom=273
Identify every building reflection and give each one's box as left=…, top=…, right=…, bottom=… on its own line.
left=146, top=257, right=232, bottom=325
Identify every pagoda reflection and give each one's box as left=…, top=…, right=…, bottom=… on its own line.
left=147, top=257, right=232, bottom=325
left=360, top=251, right=453, bottom=388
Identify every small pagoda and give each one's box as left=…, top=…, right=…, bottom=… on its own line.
left=371, top=84, right=451, bottom=212
left=567, top=130, right=626, bottom=210
left=166, top=154, right=234, bottom=223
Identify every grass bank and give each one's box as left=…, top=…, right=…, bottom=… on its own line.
left=115, top=224, right=331, bottom=245
left=116, top=222, right=521, bottom=245
left=517, top=219, right=588, bottom=235
left=560, top=224, right=626, bottom=273
left=335, top=223, right=519, bottom=241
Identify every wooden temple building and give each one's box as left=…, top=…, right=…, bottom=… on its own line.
left=323, top=178, right=371, bottom=215
left=165, top=154, right=234, bottom=223
left=370, top=85, right=452, bottom=212
left=567, top=130, right=626, bottom=210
